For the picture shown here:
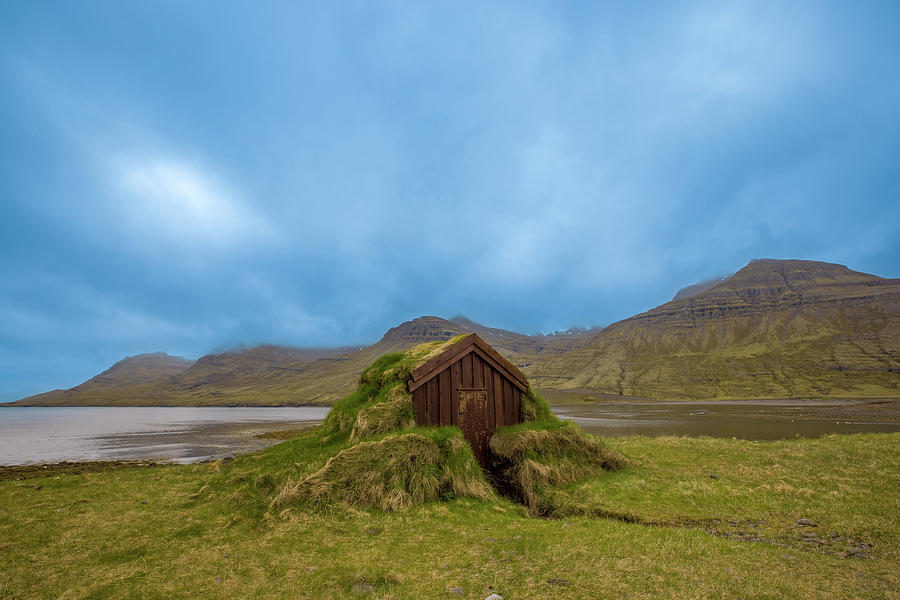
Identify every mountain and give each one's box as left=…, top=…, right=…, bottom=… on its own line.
left=12, top=259, right=900, bottom=405
left=19, top=352, right=194, bottom=406
left=11, top=316, right=576, bottom=406
left=526, top=259, right=900, bottom=400
left=14, top=346, right=355, bottom=406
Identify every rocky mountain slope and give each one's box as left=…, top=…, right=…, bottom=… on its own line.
left=525, top=259, right=900, bottom=400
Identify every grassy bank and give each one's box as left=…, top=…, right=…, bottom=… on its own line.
left=1, top=432, right=897, bottom=599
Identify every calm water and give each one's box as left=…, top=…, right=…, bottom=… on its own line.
left=1, top=402, right=897, bottom=465
left=0, top=406, right=328, bottom=465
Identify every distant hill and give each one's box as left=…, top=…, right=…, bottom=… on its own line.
left=526, top=259, right=900, bottom=400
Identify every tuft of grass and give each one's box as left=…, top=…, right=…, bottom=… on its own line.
left=349, top=384, right=415, bottom=442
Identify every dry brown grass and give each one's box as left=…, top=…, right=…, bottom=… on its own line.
left=274, top=430, right=494, bottom=512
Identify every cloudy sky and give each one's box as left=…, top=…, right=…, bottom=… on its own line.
left=2, top=1, right=899, bottom=401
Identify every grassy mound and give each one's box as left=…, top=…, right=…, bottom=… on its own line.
left=274, top=428, right=493, bottom=512
left=276, top=336, right=624, bottom=514
left=490, top=419, right=627, bottom=516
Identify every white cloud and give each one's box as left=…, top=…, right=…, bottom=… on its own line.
left=112, top=156, right=275, bottom=249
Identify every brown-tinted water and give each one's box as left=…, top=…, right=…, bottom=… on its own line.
left=554, top=400, right=900, bottom=439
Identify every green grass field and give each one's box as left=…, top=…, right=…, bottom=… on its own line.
left=1, top=432, right=898, bottom=599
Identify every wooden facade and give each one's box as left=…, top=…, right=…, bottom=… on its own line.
left=408, top=334, right=528, bottom=467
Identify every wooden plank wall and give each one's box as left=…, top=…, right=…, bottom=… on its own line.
left=412, top=351, right=522, bottom=430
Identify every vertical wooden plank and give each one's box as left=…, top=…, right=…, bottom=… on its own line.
left=513, top=389, right=522, bottom=423
left=476, top=389, right=488, bottom=468
left=473, top=355, right=483, bottom=389
left=450, top=359, right=462, bottom=425
left=503, top=380, right=513, bottom=425
left=427, top=376, right=439, bottom=425
left=481, top=363, right=493, bottom=431
left=493, top=370, right=503, bottom=427
left=462, top=353, right=473, bottom=388
left=413, top=386, right=425, bottom=425
left=439, top=369, right=451, bottom=425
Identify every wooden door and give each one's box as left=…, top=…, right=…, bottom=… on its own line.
left=458, top=388, right=490, bottom=469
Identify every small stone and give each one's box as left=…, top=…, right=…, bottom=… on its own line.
left=214, top=577, right=221, bottom=583
left=305, top=567, right=316, bottom=573
left=547, top=578, right=570, bottom=586
left=800, top=531, right=818, bottom=538
left=485, top=537, right=495, bottom=543
left=797, top=518, right=816, bottom=527
left=484, top=595, right=503, bottom=600
left=710, top=474, right=719, bottom=479
left=847, top=547, right=864, bottom=556
left=365, top=527, right=380, bottom=535
left=449, top=586, right=463, bottom=595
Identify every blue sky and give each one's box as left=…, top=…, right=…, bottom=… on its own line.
left=2, top=1, right=899, bottom=401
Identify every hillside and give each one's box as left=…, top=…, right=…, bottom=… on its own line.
left=525, top=259, right=900, bottom=400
